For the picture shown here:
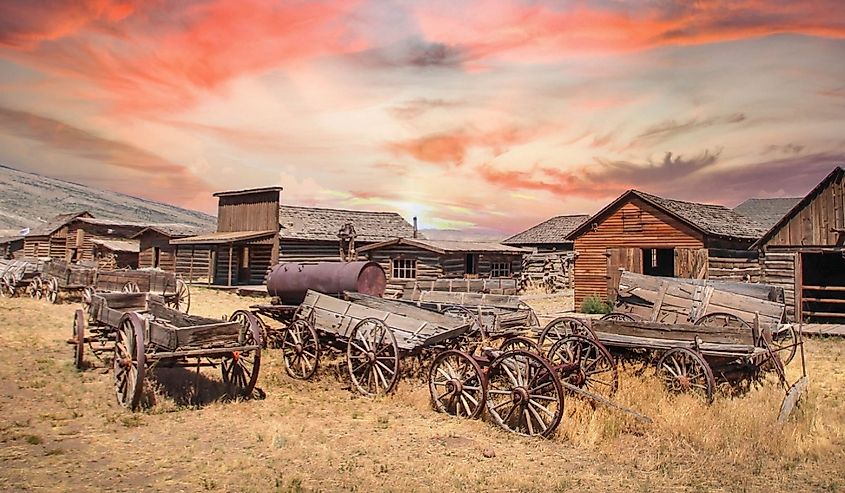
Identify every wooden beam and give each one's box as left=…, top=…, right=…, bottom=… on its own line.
left=227, top=244, right=233, bottom=287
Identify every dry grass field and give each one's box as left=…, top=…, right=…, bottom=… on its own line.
left=1, top=288, right=843, bottom=492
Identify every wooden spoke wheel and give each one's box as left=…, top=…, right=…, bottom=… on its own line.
left=26, top=278, right=39, bottom=298
left=428, top=350, right=486, bottom=419
left=113, top=313, right=146, bottom=410
left=346, top=318, right=399, bottom=397
left=694, top=312, right=751, bottom=330
left=600, top=312, right=636, bottom=322
left=537, top=316, right=596, bottom=352
left=771, top=325, right=798, bottom=366
left=280, top=319, right=320, bottom=380
left=485, top=350, right=564, bottom=438
left=0, top=277, right=10, bottom=298
left=221, top=311, right=262, bottom=398
left=122, top=281, right=140, bottom=293
left=33, top=277, right=44, bottom=299
left=657, top=347, right=715, bottom=403
left=46, top=277, right=59, bottom=304
left=547, top=335, right=618, bottom=398
left=499, top=336, right=541, bottom=354
left=81, top=287, right=95, bottom=312
left=440, top=305, right=484, bottom=338
left=73, top=309, right=86, bottom=369
left=164, top=279, right=191, bottom=314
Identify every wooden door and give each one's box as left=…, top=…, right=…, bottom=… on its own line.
left=674, top=248, right=708, bottom=279
left=606, top=247, right=642, bottom=302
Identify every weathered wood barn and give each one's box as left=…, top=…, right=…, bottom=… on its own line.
left=502, top=214, right=589, bottom=252
left=753, top=167, right=845, bottom=323
left=358, top=238, right=526, bottom=297
left=172, top=187, right=419, bottom=286
left=172, top=187, right=282, bottom=286
left=64, top=217, right=148, bottom=266
left=566, top=190, right=766, bottom=306
left=0, top=234, right=23, bottom=259
left=133, top=225, right=210, bottom=281
left=22, top=211, right=92, bottom=259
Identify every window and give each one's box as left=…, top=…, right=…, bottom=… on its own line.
left=622, top=211, right=644, bottom=232
left=392, top=258, right=416, bottom=279
left=241, top=246, right=250, bottom=268
left=465, top=254, right=478, bottom=275
left=490, top=261, right=511, bottom=277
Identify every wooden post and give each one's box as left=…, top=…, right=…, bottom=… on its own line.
left=188, top=246, right=194, bottom=284
left=227, top=244, right=233, bottom=287
left=794, top=252, right=803, bottom=323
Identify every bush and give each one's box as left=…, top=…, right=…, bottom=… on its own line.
left=581, top=294, right=612, bottom=314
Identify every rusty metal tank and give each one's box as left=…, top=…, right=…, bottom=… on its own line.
left=266, top=261, right=386, bottom=305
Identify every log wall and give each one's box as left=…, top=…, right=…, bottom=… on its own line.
left=138, top=231, right=177, bottom=271
left=175, top=246, right=211, bottom=282
left=519, top=251, right=575, bottom=292
left=707, top=249, right=761, bottom=283
left=760, top=250, right=798, bottom=321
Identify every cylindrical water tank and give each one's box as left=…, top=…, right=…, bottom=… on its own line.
left=266, top=261, right=386, bottom=305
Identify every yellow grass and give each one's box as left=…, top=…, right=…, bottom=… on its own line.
left=0, top=288, right=843, bottom=492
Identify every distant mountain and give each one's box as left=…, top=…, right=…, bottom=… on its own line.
left=419, top=228, right=507, bottom=242
left=0, top=164, right=216, bottom=231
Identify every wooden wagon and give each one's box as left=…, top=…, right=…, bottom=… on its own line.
left=91, top=268, right=191, bottom=313
left=39, top=259, right=97, bottom=304
left=0, top=259, right=41, bottom=298
left=71, top=292, right=261, bottom=410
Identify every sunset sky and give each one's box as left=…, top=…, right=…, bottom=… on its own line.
left=1, top=1, right=844, bottom=234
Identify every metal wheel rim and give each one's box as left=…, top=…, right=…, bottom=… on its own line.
left=222, top=312, right=262, bottom=398
left=281, top=319, right=320, bottom=380
left=600, top=312, right=635, bottom=322
left=499, top=336, right=540, bottom=354
left=657, top=348, right=714, bottom=403
left=771, top=325, right=798, bottom=366
left=694, top=312, right=751, bottom=330
left=47, top=278, right=58, bottom=304
left=428, top=350, right=486, bottom=419
left=547, top=335, right=618, bottom=397
left=113, top=314, right=146, bottom=410
left=538, top=317, right=595, bottom=351
left=346, top=318, right=399, bottom=397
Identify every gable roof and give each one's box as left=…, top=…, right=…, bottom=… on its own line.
left=279, top=205, right=416, bottom=242
left=357, top=237, right=526, bottom=255
left=131, top=224, right=210, bottom=239
left=567, top=190, right=767, bottom=241
left=752, top=166, right=845, bottom=249
left=502, top=215, right=590, bottom=245
left=170, top=230, right=276, bottom=245
left=90, top=238, right=140, bottom=253
left=28, top=211, right=92, bottom=236
left=733, top=197, right=802, bottom=230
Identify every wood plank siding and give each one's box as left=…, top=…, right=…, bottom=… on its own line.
left=217, top=190, right=280, bottom=233
left=279, top=239, right=346, bottom=263
left=175, top=246, right=211, bottom=282
left=573, top=199, right=704, bottom=306
left=762, top=172, right=844, bottom=247
left=138, top=231, right=176, bottom=271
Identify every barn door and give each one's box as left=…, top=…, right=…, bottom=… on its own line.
left=606, top=247, right=642, bottom=302
left=674, top=248, right=708, bottom=279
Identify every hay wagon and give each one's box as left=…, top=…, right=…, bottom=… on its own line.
left=71, top=292, right=261, bottom=410
left=0, top=259, right=41, bottom=298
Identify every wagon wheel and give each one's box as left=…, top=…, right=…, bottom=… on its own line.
left=122, top=281, right=140, bottom=293
left=771, top=325, right=798, bottom=366
left=221, top=311, right=262, bottom=398
left=113, top=313, right=146, bottom=410
left=26, top=277, right=39, bottom=298
left=694, top=312, right=750, bottom=330
left=81, top=287, right=95, bottom=312
left=600, top=312, right=636, bottom=322
left=537, top=316, right=596, bottom=353
left=32, top=277, right=44, bottom=299
left=656, top=347, right=715, bottom=403
left=164, top=279, right=191, bottom=314
left=0, top=277, right=9, bottom=298
left=347, top=318, right=400, bottom=397
left=73, top=309, right=86, bottom=369
left=428, top=350, right=486, bottom=419
left=280, top=319, right=320, bottom=380
left=485, top=350, right=564, bottom=438
left=499, top=336, right=541, bottom=354
left=547, top=335, right=618, bottom=398
left=46, top=277, right=59, bottom=304
left=440, top=305, right=484, bottom=338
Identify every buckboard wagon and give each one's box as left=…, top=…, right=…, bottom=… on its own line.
left=71, top=292, right=261, bottom=410
left=92, top=269, right=191, bottom=313
left=0, top=258, right=41, bottom=298
left=39, top=259, right=97, bottom=304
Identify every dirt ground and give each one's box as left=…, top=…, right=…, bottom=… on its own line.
left=1, top=288, right=843, bottom=492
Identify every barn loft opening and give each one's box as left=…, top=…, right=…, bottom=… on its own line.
left=642, top=248, right=674, bottom=277
left=801, top=252, right=845, bottom=323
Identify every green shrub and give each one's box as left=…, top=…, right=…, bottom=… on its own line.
left=581, top=294, right=611, bottom=314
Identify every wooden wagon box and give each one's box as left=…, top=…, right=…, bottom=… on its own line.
left=95, top=269, right=177, bottom=293
left=43, top=260, right=96, bottom=287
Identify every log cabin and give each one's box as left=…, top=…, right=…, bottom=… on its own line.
left=501, top=214, right=589, bottom=252
left=21, top=211, right=92, bottom=259
left=0, top=234, right=23, bottom=259
left=566, top=190, right=766, bottom=307
left=132, top=224, right=211, bottom=281
left=752, top=167, right=845, bottom=323
left=90, top=238, right=140, bottom=269
left=64, top=217, right=148, bottom=266
left=358, top=238, right=526, bottom=298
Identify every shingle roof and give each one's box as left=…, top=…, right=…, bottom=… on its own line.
left=90, top=238, right=140, bottom=253
left=357, top=238, right=526, bottom=255
left=279, top=205, right=416, bottom=242
left=502, top=215, right=590, bottom=245
left=170, top=230, right=276, bottom=245
left=733, top=197, right=802, bottom=231
left=131, top=224, right=210, bottom=238
left=634, top=191, right=766, bottom=240
left=28, top=211, right=91, bottom=236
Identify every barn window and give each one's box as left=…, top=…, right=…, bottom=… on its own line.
left=392, top=258, right=416, bottom=279
left=490, top=261, right=511, bottom=277
left=622, top=211, right=644, bottom=232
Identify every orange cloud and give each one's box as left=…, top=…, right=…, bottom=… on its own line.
left=388, top=127, right=540, bottom=166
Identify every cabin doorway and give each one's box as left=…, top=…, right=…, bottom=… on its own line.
left=642, top=248, right=674, bottom=277
left=465, top=254, right=478, bottom=277
left=801, top=252, right=845, bottom=323
left=238, top=246, right=251, bottom=285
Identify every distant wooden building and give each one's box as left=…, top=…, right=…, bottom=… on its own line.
left=133, top=224, right=210, bottom=281
left=22, top=211, right=92, bottom=259
left=0, top=234, right=23, bottom=259
left=64, top=217, right=147, bottom=266
left=502, top=214, right=589, bottom=252
left=566, top=190, right=766, bottom=306
left=358, top=238, right=526, bottom=297
left=90, top=238, right=140, bottom=269
left=753, top=167, right=845, bottom=323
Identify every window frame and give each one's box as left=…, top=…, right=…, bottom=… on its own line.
left=391, top=257, right=417, bottom=280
